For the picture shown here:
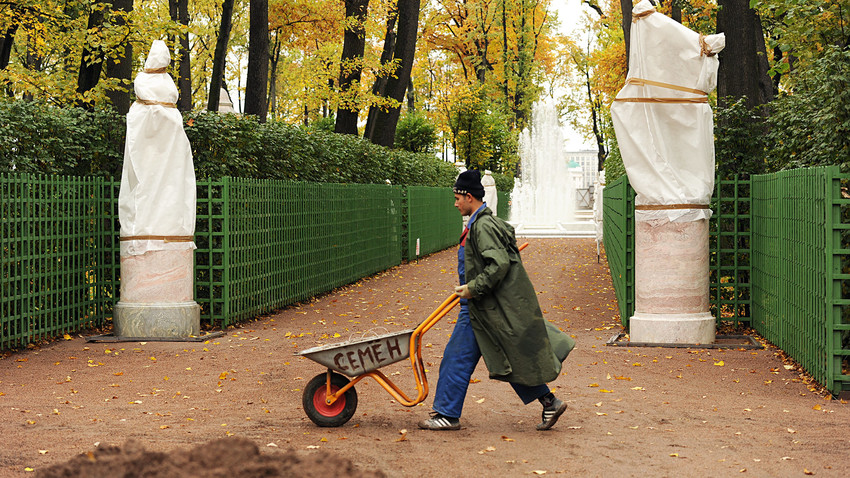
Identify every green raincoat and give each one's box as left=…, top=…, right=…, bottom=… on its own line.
left=465, top=208, right=576, bottom=387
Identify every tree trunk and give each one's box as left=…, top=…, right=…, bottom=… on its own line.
left=1, top=24, right=18, bottom=96
left=406, top=77, right=414, bottom=111
left=620, top=0, right=633, bottom=70
left=0, top=24, right=17, bottom=70
left=207, top=0, right=235, bottom=112
left=268, top=29, right=282, bottom=118
left=368, top=0, right=419, bottom=148
left=76, top=2, right=108, bottom=108
left=169, top=0, right=192, bottom=111
left=363, top=5, right=398, bottom=141
left=716, top=0, right=773, bottom=110
left=244, top=0, right=269, bottom=122
left=105, top=0, right=133, bottom=115
left=335, top=0, right=369, bottom=135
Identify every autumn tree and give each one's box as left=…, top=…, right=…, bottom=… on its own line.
left=244, top=0, right=269, bottom=121
left=335, top=0, right=369, bottom=134
left=169, top=0, right=192, bottom=111
left=207, top=0, right=236, bottom=111
left=363, top=0, right=420, bottom=148
left=716, top=0, right=774, bottom=110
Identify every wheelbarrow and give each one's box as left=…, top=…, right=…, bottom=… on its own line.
left=296, top=242, right=528, bottom=427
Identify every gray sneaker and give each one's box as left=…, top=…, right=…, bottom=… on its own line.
left=537, top=397, right=567, bottom=430
left=418, top=412, right=461, bottom=430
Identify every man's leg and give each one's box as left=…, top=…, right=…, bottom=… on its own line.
left=510, top=382, right=568, bottom=431
left=420, top=309, right=480, bottom=429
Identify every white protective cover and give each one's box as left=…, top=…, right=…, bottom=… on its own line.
left=610, top=0, right=725, bottom=222
left=119, top=40, right=196, bottom=256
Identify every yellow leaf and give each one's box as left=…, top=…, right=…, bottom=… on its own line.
left=600, top=389, right=613, bottom=393
left=320, top=437, right=327, bottom=442
left=219, top=372, right=228, bottom=380
left=632, top=363, right=642, bottom=367
left=501, top=435, right=515, bottom=442
left=670, top=453, right=678, bottom=457
left=803, top=469, right=814, bottom=475
left=812, top=404, right=822, bottom=411
left=160, top=425, right=169, bottom=429
left=714, top=361, right=725, bottom=366
left=588, top=383, right=599, bottom=388
left=532, top=471, right=547, bottom=475
left=63, top=334, right=72, bottom=340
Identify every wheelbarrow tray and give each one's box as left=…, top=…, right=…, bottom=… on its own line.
left=297, top=329, right=414, bottom=377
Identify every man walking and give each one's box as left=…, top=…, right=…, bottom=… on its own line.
left=419, top=169, right=575, bottom=431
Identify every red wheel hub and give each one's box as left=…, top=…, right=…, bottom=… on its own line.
left=312, top=385, right=345, bottom=417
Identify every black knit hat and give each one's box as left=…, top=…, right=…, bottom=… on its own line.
left=453, top=169, right=485, bottom=199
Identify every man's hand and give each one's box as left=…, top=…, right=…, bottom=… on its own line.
left=454, top=284, right=473, bottom=299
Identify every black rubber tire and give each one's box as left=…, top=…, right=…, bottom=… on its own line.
left=302, top=372, right=358, bottom=427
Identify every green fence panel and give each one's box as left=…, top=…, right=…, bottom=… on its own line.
left=602, top=176, right=635, bottom=326
left=496, top=191, right=511, bottom=221
left=751, top=166, right=850, bottom=394
left=0, top=174, right=117, bottom=350
left=209, top=179, right=404, bottom=327
left=710, top=176, right=752, bottom=326
left=405, top=186, right=462, bottom=261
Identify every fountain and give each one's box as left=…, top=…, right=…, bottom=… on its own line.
left=510, top=99, right=594, bottom=237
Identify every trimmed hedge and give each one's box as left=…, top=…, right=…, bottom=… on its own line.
left=0, top=101, right=463, bottom=188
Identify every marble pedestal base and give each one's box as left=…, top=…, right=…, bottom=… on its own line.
left=629, top=312, right=715, bottom=344
left=115, top=249, right=199, bottom=338
left=114, top=301, right=200, bottom=338
left=630, top=217, right=714, bottom=344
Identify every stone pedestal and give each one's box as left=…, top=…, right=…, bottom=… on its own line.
left=629, top=217, right=714, bottom=344
left=115, top=249, right=200, bottom=338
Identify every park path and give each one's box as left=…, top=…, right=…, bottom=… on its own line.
left=1, top=238, right=848, bottom=477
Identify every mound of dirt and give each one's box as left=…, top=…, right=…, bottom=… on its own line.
left=37, top=437, right=386, bottom=478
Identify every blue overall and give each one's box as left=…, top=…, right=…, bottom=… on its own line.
left=432, top=204, right=550, bottom=419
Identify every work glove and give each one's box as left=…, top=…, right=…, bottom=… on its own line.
left=454, top=284, right=473, bottom=299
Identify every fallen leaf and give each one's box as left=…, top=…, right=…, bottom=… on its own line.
left=532, top=471, right=547, bottom=475
left=266, top=443, right=278, bottom=447
left=306, top=445, right=320, bottom=449
left=812, top=404, right=822, bottom=411
left=475, top=398, right=486, bottom=404
left=803, top=469, right=814, bottom=475
left=501, top=435, right=515, bottom=442
left=714, top=361, right=725, bottom=366
left=787, top=428, right=796, bottom=434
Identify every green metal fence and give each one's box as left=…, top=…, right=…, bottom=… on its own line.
left=204, top=179, right=405, bottom=326
left=1, top=174, right=118, bottom=350
left=602, top=166, right=850, bottom=394
left=602, top=175, right=636, bottom=325
left=496, top=191, right=511, bottom=221
left=750, top=166, right=849, bottom=394
left=405, top=186, right=462, bottom=261
left=1, top=174, right=466, bottom=347
left=710, top=176, right=752, bottom=325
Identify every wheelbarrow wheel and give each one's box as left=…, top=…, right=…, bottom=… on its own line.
left=303, top=372, right=358, bottom=427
